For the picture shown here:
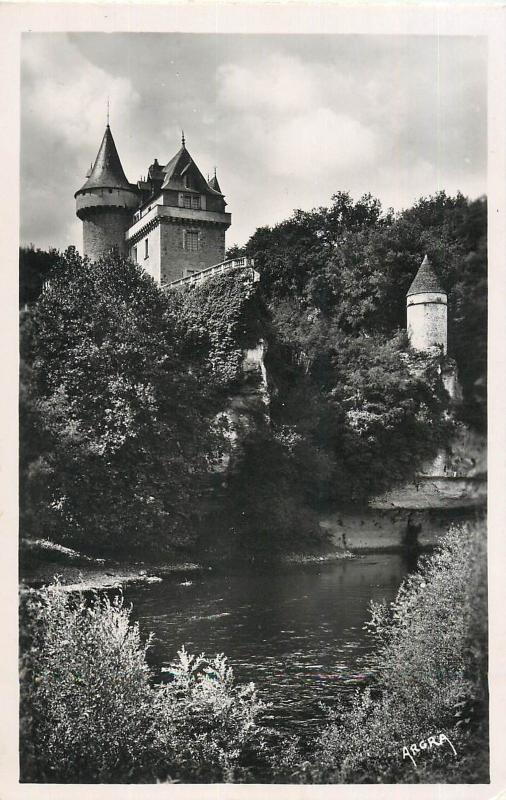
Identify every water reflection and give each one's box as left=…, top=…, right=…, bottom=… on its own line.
left=125, top=554, right=411, bottom=734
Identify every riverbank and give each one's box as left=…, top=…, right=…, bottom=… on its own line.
left=19, top=538, right=203, bottom=592
left=19, top=522, right=488, bottom=784
left=20, top=538, right=356, bottom=592
left=20, top=499, right=483, bottom=592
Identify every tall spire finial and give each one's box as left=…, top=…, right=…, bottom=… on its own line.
left=214, top=165, right=217, bottom=178
left=106, top=96, right=110, bottom=127
left=181, top=130, right=185, bottom=147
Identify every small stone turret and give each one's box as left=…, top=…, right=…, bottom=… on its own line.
left=207, top=168, right=222, bottom=194
left=75, top=125, right=139, bottom=261
left=406, top=255, right=447, bottom=354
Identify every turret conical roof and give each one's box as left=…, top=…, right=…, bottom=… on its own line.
left=407, top=255, right=446, bottom=297
left=208, top=170, right=222, bottom=194
left=77, top=125, right=132, bottom=193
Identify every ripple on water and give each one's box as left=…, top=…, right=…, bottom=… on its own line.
left=125, top=553, right=410, bottom=737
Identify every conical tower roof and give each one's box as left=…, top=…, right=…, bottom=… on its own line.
left=407, top=255, right=446, bottom=297
left=208, top=169, right=222, bottom=194
left=77, top=125, right=132, bottom=193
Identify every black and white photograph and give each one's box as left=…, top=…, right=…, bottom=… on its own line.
left=4, top=4, right=505, bottom=794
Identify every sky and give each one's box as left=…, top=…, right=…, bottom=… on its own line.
left=20, top=32, right=487, bottom=253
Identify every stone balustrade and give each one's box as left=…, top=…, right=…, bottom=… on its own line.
left=166, top=257, right=259, bottom=289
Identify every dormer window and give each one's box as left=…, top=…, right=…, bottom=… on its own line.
left=182, top=193, right=201, bottom=210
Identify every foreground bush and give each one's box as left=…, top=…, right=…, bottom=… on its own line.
left=20, top=587, right=266, bottom=783
left=281, top=521, right=487, bottom=783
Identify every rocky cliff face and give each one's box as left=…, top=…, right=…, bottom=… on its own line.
left=318, top=507, right=477, bottom=552
left=227, top=339, right=270, bottom=429
left=317, top=425, right=486, bottom=553
left=185, top=271, right=486, bottom=554
left=371, top=426, right=486, bottom=511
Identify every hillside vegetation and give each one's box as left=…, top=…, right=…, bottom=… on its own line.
left=20, top=191, right=486, bottom=560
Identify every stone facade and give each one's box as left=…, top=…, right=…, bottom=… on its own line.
left=129, top=216, right=228, bottom=285
left=81, top=208, right=133, bottom=262
left=159, top=221, right=226, bottom=284
left=407, top=291, right=448, bottom=353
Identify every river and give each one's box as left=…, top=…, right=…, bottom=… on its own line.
left=125, top=553, right=415, bottom=737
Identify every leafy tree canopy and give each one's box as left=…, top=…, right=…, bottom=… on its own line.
left=229, top=190, right=486, bottom=430
left=21, top=189, right=486, bottom=559
left=19, top=245, right=60, bottom=307
left=20, top=248, right=227, bottom=556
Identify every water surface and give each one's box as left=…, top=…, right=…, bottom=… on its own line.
left=125, top=554, right=411, bottom=734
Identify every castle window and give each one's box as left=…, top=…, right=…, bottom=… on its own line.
left=191, top=195, right=201, bottom=210
left=132, top=246, right=137, bottom=263
left=184, top=230, right=199, bottom=252
left=144, top=238, right=149, bottom=259
left=183, top=194, right=192, bottom=209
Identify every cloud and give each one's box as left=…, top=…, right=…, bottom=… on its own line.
left=21, top=34, right=141, bottom=251
left=267, top=108, right=377, bottom=178
left=20, top=33, right=487, bottom=252
left=217, top=55, right=321, bottom=113
left=22, top=35, right=139, bottom=150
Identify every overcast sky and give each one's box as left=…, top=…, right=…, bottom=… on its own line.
left=20, top=32, right=486, bottom=253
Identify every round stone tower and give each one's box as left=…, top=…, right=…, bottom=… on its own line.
left=75, top=125, right=139, bottom=261
left=406, top=255, right=447, bottom=353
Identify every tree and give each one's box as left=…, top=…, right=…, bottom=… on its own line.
left=20, top=248, right=227, bottom=556
left=19, top=245, right=60, bottom=307
left=242, top=191, right=486, bottom=429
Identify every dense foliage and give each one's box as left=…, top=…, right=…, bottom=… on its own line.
left=276, top=521, right=488, bottom=783
left=20, top=587, right=266, bottom=782
left=20, top=522, right=488, bottom=783
left=20, top=248, right=227, bottom=556
left=229, top=190, right=487, bottom=431
left=19, top=245, right=60, bottom=307
left=175, top=267, right=267, bottom=389
left=20, top=190, right=485, bottom=559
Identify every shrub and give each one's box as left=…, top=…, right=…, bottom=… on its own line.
left=299, top=521, right=488, bottom=784
left=20, top=587, right=267, bottom=783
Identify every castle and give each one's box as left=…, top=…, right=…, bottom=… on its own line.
left=75, top=124, right=232, bottom=285
left=75, top=123, right=447, bottom=354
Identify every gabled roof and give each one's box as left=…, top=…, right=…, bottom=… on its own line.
left=407, top=255, right=446, bottom=296
left=161, top=144, right=212, bottom=193
left=77, top=125, right=133, bottom=193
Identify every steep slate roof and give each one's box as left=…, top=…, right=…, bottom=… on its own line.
left=161, top=144, right=213, bottom=194
left=208, top=171, right=222, bottom=194
left=407, top=255, right=446, bottom=296
left=77, top=125, right=132, bottom=193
